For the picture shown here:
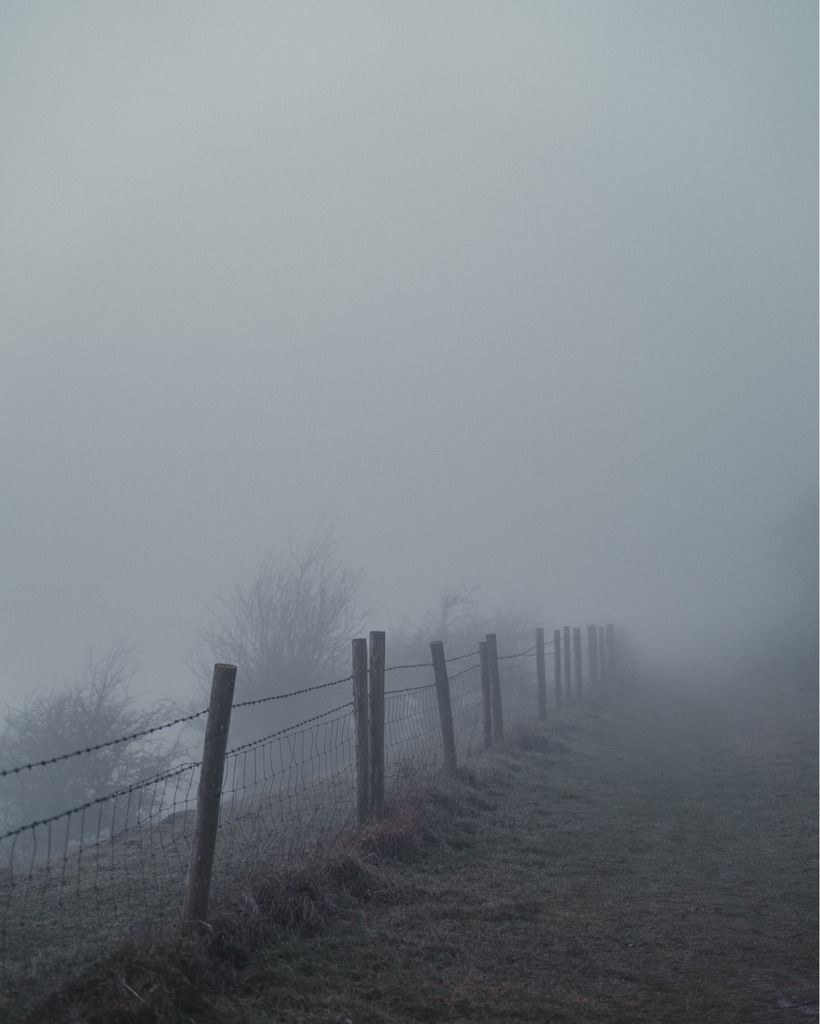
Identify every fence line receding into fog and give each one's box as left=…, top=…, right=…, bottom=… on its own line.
left=0, top=621, right=624, bottom=1015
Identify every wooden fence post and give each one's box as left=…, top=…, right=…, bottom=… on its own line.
left=352, top=638, right=369, bottom=825
left=616, top=626, right=628, bottom=686
left=598, top=625, right=607, bottom=689
left=553, top=629, right=562, bottom=709
left=606, top=623, right=616, bottom=688
left=369, top=631, right=386, bottom=818
left=486, top=633, right=503, bottom=741
left=478, top=640, right=493, bottom=748
left=430, top=642, right=457, bottom=774
left=573, top=627, right=583, bottom=701
left=535, top=627, right=547, bottom=720
left=587, top=625, right=599, bottom=691
left=563, top=626, right=572, bottom=701
left=181, top=663, right=236, bottom=929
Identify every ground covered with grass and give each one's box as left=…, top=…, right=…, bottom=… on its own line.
left=30, top=675, right=817, bottom=1023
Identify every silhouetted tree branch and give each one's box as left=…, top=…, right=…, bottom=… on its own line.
left=193, top=524, right=365, bottom=740
left=0, top=639, right=182, bottom=838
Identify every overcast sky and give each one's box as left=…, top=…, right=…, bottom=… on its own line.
left=1, top=1, right=816, bottom=703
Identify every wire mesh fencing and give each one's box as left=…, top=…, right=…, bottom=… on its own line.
left=216, top=701, right=356, bottom=876
left=0, top=756, right=201, bottom=1014
left=384, top=661, right=441, bottom=791
left=0, top=623, right=617, bottom=1016
left=498, top=648, right=538, bottom=726
left=381, top=652, right=485, bottom=795
left=0, top=659, right=460, bottom=1011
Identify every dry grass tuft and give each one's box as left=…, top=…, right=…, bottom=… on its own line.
left=321, top=847, right=381, bottom=897
left=358, top=802, right=428, bottom=859
left=21, top=767, right=485, bottom=1024
left=24, top=684, right=815, bottom=1024
left=30, top=928, right=238, bottom=1023
left=493, top=724, right=554, bottom=755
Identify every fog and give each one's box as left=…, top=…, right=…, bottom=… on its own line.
left=1, top=2, right=816, bottom=706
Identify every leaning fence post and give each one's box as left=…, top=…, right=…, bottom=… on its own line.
left=181, top=663, right=236, bottom=929
left=478, top=640, right=493, bottom=748
left=430, top=641, right=457, bottom=774
left=535, top=627, right=547, bottom=720
left=587, top=625, right=599, bottom=691
left=486, top=633, right=503, bottom=741
left=369, top=630, right=386, bottom=818
left=352, top=638, right=370, bottom=825
left=553, top=629, right=562, bottom=709
left=573, top=627, right=583, bottom=701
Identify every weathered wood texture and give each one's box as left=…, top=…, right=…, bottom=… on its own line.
left=553, top=629, right=562, bottom=708
left=369, top=631, right=385, bottom=818
left=352, top=638, right=369, bottom=824
left=587, top=624, right=599, bottom=691
left=606, top=623, right=616, bottom=687
left=181, top=663, right=236, bottom=928
left=486, top=633, right=503, bottom=741
left=563, top=625, right=572, bottom=700
left=598, top=625, right=607, bottom=687
left=573, top=627, right=583, bottom=701
left=479, top=640, right=493, bottom=748
left=430, top=641, right=457, bottom=773
left=535, top=627, right=547, bottom=720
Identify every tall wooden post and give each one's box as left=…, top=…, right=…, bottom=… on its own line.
left=486, top=633, right=503, bottom=741
left=587, top=625, right=599, bottom=691
left=479, top=640, right=493, bottom=748
left=352, top=638, right=369, bottom=824
left=606, top=623, right=616, bottom=688
left=598, top=625, right=607, bottom=688
left=563, top=626, right=572, bottom=701
left=430, top=641, right=457, bottom=773
left=535, top=627, right=547, bottom=720
left=573, top=627, right=583, bottom=701
left=553, top=629, right=562, bottom=709
left=616, top=626, right=628, bottom=686
left=182, top=663, right=236, bottom=928
left=369, top=631, right=386, bottom=818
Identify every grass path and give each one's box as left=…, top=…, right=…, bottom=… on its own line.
left=217, top=678, right=817, bottom=1023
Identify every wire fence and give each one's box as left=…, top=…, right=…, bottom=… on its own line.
left=0, top=623, right=618, bottom=1016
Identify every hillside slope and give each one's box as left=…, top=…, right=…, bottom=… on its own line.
left=35, top=677, right=818, bottom=1023
left=210, top=677, right=817, bottom=1024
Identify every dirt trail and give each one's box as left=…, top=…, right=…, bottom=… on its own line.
left=217, top=678, right=818, bottom=1023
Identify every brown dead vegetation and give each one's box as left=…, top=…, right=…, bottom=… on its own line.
left=19, top=676, right=819, bottom=1024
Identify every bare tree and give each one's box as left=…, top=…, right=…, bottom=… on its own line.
left=391, top=585, right=541, bottom=664
left=390, top=584, right=482, bottom=663
left=194, top=525, right=364, bottom=741
left=0, top=639, right=182, bottom=840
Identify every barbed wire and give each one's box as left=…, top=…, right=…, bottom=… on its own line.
left=382, top=646, right=477, bottom=681
left=231, top=674, right=353, bottom=709
left=384, top=682, right=436, bottom=695
left=498, top=645, right=536, bottom=660
left=448, top=662, right=480, bottom=681
left=0, top=622, right=611, bottom=1017
left=225, top=702, right=354, bottom=757
left=0, top=640, right=548, bottom=780
left=0, top=708, right=209, bottom=779
left=444, top=648, right=479, bottom=663
left=0, top=759, right=201, bottom=842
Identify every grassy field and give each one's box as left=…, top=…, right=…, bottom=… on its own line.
left=28, top=672, right=818, bottom=1023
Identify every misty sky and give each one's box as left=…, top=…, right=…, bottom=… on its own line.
left=1, top=2, right=816, bottom=703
